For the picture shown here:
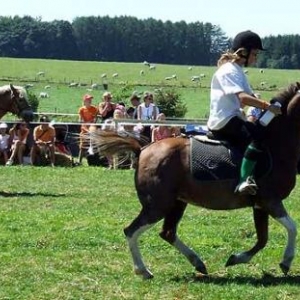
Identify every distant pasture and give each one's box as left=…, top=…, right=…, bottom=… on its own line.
left=0, top=57, right=299, bottom=119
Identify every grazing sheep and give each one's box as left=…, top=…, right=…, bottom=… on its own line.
left=244, top=69, right=249, bottom=74
left=260, top=69, right=264, bottom=73
left=188, top=66, right=193, bottom=71
left=44, top=85, right=51, bottom=89
left=143, top=61, right=150, bottom=67
left=37, top=71, right=45, bottom=76
left=69, top=82, right=78, bottom=87
left=101, top=73, right=107, bottom=78
left=149, top=65, right=156, bottom=70
left=91, top=83, right=98, bottom=89
left=39, top=92, right=49, bottom=98
left=200, top=73, right=206, bottom=78
left=24, top=83, right=34, bottom=89
left=191, top=75, right=200, bottom=82
left=112, top=73, right=119, bottom=78
left=165, top=74, right=177, bottom=81
left=140, top=70, right=145, bottom=76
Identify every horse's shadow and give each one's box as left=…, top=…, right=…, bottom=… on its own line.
left=172, top=272, right=300, bottom=287
left=0, top=191, right=66, bottom=198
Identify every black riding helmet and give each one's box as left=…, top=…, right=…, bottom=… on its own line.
left=232, top=30, right=265, bottom=52
left=232, top=30, right=265, bottom=66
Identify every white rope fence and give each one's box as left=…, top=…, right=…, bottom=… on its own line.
left=30, top=112, right=208, bottom=127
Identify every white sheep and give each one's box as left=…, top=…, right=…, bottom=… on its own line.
left=101, top=73, right=107, bottom=78
left=37, top=71, right=45, bottom=76
left=112, top=73, right=119, bottom=78
left=149, top=65, right=156, bottom=70
left=140, top=70, right=145, bottom=76
left=188, top=66, right=193, bottom=71
left=191, top=75, right=200, bottom=82
left=69, top=82, right=78, bottom=87
left=44, top=85, right=51, bottom=89
left=143, top=61, right=150, bottom=67
left=24, top=83, right=34, bottom=89
left=91, top=83, right=98, bottom=89
left=39, top=92, right=49, bottom=98
left=260, top=69, right=264, bottom=73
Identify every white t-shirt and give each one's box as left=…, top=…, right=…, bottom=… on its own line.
left=138, top=103, right=157, bottom=120
left=0, top=134, right=10, bottom=150
left=207, top=62, right=253, bottom=130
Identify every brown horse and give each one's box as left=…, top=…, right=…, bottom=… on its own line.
left=0, top=84, right=34, bottom=122
left=89, top=82, right=300, bottom=279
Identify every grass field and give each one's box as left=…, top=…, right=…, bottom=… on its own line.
left=0, top=166, right=299, bottom=299
left=1, top=58, right=300, bottom=299
left=1, top=57, right=300, bottom=120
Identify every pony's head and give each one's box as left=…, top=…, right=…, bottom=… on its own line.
left=270, top=82, right=300, bottom=116
left=5, top=84, right=33, bottom=122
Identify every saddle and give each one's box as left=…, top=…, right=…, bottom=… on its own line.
left=190, top=136, right=271, bottom=182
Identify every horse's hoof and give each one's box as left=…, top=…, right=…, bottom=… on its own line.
left=195, top=263, right=208, bottom=275
left=279, top=263, right=290, bottom=275
left=225, top=254, right=237, bottom=267
left=135, top=268, right=154, bottom=280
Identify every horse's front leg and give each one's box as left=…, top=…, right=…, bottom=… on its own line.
left=226, top=205, right=269, bottom=267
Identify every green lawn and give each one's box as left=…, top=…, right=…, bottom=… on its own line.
left=0, top=57, right=299, bottom=119
left=0, top=166, right=299, bottom=299
left=0, top=58, right=300, bottom=299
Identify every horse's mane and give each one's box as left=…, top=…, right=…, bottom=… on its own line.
left=272, top=82, right=300, bottom=110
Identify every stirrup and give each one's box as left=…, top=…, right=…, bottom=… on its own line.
left=235, top=177, right=258, bottom=195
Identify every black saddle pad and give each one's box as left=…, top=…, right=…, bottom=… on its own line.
left=190, top=137, right=241, bottom=181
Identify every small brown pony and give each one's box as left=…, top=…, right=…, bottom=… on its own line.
left=0, top=84, right=34, bottom=122
left=89, top=82, right=300, bottom=279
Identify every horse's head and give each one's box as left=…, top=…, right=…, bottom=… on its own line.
left=9, top=84, right=34, bottom=122
left=270, top=82, right=300, bottom=117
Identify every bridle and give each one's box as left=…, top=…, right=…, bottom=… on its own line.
left=9, top=87, right=32, bottom=116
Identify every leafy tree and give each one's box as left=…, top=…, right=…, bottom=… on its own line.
left=27, top=91, right=39, bottom=118
left=154, top=89, right=187, bottom=118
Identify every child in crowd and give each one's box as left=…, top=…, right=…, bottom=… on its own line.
left=151, top=113, right=173, bottom=142
left=7, top=121, right=30, bottom=166
left=78, top=94, right=98, bottom=163
left=0, top=122, right=10, bottom=164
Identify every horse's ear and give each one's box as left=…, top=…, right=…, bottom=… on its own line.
left=10, top=84, right=18, bottom=97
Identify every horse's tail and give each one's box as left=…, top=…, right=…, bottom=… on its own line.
left=85, top=129, right=145, bottom=158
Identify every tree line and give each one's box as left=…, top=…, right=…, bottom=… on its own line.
left=0, top=15, right=300, bottom=69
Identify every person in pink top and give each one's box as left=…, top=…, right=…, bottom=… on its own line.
left=151, top=113, right=173, bottom=142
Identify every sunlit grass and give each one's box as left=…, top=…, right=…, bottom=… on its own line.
left=0, top=166, right=299, bottom=299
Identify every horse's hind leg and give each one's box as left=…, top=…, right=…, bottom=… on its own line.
left=226, top=206, right=269, bottom=267
left=124, top=207, right=163, bottom=279
left=268, top=202, right=297, bottom=275
left=159, top=200, right=208, bottom=275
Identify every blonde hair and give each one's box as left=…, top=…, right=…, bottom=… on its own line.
left=217, top=48, right=247, bottom=67
left=103, top=91, right=112, bottom=99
